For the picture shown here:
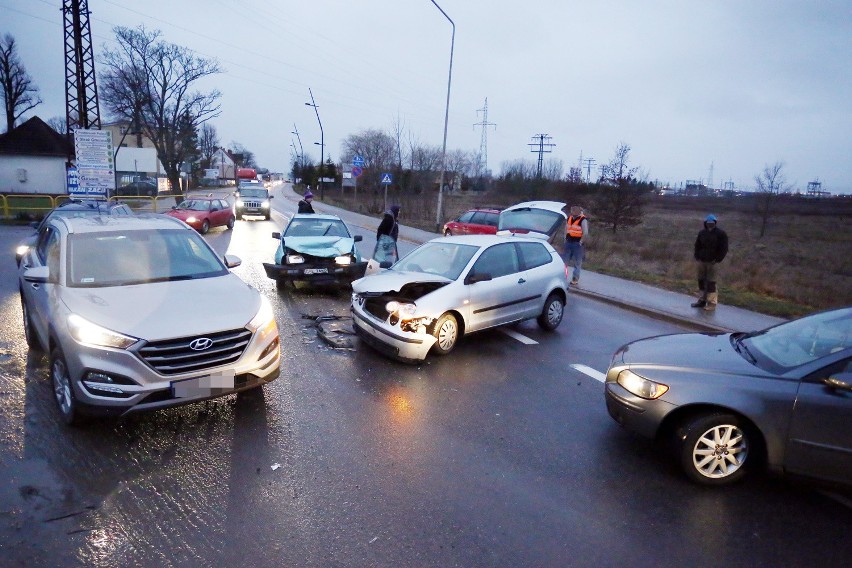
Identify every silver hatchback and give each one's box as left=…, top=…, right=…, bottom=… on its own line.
left=351, top=235, right=569, bottom=362
left=18, top=214, right=281, bottom=424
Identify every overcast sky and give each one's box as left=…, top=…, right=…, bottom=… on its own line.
left=4, top=0, right=851, bottom=193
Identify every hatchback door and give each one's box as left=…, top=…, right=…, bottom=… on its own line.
left=464, top=243, right=530, bottom=330
left=784, top=356, right=852, bottom=484
left=515, top=241, right=560, bottom=317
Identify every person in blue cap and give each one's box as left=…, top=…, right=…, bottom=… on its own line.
left=691, top=213, right=728, bottom=310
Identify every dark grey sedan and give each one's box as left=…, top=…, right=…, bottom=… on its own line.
left=605, top=307, right=851, bottom=486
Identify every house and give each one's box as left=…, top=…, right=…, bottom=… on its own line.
left=101, top=120, right=164, bottom=185
left=0, top=116, right=72, bottom=195
left=211, top=147, right=237, bottom=182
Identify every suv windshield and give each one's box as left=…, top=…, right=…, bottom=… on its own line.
left=393, top=242, right=478, bottom=280
left=239, top=188, right=268, bottom=198
left=67, top=229, right=227, bottom=287
left=499, top=208, right=563, bottom=235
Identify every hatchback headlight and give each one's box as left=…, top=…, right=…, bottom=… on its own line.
left=386, top=301, right=418, bottom=320
left=186, top=216, right=198, bottom=223
left=67, top=314, right=138, bottom=349
left=286, top=254, right=305, bottom=264
left=334, top=255, right=352, bottom=265
left=16, top=244, right=30, bottom=257
left=616, top=370, right=669, bottom=399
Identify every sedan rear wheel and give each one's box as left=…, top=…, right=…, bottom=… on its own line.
left=50, top=348, right=81, bottom=426
left=678, top=413, right=751, bottom=485
left=537, top=292, right=564, bottom=331
left=431, top=313, right=459, bottom=355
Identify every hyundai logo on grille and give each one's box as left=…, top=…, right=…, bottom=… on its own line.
left=189, top=337, right=214, bottom=351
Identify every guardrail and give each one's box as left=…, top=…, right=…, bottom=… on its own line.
left=0, top=193, right=179, bottom=219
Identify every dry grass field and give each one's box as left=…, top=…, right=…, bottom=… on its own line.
left=313, top=187, right=852, bottom=318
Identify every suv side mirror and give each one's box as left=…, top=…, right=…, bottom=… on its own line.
left=354, top=235, right=363, bottom=242
left=272, top=232, right=281, bottom=239
left=24, top=265, right=49, bottom=284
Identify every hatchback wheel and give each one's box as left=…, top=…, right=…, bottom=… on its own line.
left=537, top=292, right=564, bottom=331
left=227, top=215, right=235, bottom=230
left=677, top=413, right=751, bottom=485
left=200, top=219, right=210, bottom=234
left=431, top=313, right=459, bottom=355
left=50, top=348, right=81, bottom=426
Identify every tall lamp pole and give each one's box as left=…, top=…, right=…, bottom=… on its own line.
left=305, top=89, right=324, bottom=200
left=430, top=0, right=455, bottom=231
left=291, top=123, right=304, bottom=170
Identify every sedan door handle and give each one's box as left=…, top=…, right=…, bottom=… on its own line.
left=518, top=278, right=526, bottom=284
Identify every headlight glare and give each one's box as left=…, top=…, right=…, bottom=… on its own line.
left=67, top=313, right=137, bottom=349
left=617, top=370, right=669, bottom=399
left=236, top=199, right=244, bottom=206
left=334, top=255, right=352, bottom=265
left=262, top=202, right=270, bottom=208
left=186, top=216, right=197, bottom=223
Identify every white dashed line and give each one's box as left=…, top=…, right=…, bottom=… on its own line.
left=499, top=328, right=539, bottom=345
left=570, top=364, right=606, bottom=383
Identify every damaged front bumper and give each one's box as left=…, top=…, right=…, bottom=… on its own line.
left=350, top=303, right=436, bottom=363
left=263, top=261, right=367, bottom=285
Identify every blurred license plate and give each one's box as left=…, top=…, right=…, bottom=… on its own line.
left=171, top=370, right=235, bottom=398
left=304, top=268, right=328, bottom=275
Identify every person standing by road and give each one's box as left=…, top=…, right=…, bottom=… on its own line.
left=377, top=204, right=400, bottom=242
left=298, top=190, right=315, bottom=214
left=691, top=214, right=729, bottom=311
left=564, top=205, right=589, bottom=286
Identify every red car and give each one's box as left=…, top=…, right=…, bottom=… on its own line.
left=442, top=207, right=501, bottom=236
left=165, top=197, right=235, bottom=234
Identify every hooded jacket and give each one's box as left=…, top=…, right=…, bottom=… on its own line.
left=694, top=221, right=728, bottom=263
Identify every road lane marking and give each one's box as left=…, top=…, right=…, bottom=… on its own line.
left=499, top=328, right=539, bottom=345
left=571, top=364, right=606, bottom=383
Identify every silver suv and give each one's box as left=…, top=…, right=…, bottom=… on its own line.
left=18, top=214, right=281, bottom=424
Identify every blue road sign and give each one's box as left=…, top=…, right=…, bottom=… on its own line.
left=353, top=155, right=365, bottom=168
left=380, top=173, right=393, bottom=185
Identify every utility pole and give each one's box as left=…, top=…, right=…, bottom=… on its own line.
left=305, top=88, right=324, bottom=200
left=528, top=134, right=555, bottom=178
left=474, top=97, right=496, bottom=176
left=583, top=158, right=596, bottom=182
left=62, top=0, right=101, bottom=136
left=291, top=123, right=304, bottom=169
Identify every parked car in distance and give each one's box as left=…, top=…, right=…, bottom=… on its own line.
left=498, top=201, right=568, bottom=249
left=164, top=196, right=236, bottom=234
left=442, top=207, right=501, bottom=237
left=351, top=234, right=570, bottom=362
left=115, top=179, right=158, bottom=197
left=15, top=198, right=133, bottom=266
left=263, top=213, right=366, bottom=288
left=605, top=307, right=852, bottom=487
left=234, top=185, right=273, bottom=220
left=18, top=214, right=281, bottom=425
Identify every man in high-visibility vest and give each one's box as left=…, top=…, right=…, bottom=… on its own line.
left=564, top=205, right=589, bottom=285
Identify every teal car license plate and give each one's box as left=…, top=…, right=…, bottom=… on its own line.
left=303, top=268, right=329, bottom=275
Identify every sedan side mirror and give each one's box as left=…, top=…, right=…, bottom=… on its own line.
left=465, top=272, right=492, bottom=285
left=272, top=232, right=281, bottom=239
left=824, top=373, right=852, bottom=393
left=379, top=261, right=393, bottom=269
left=353, top=235, right=363, bottom=242
left=224, top=254, right=242, bottom=268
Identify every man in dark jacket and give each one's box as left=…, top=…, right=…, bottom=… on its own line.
left=297, top=190, right=315, bottom=214
left=692, top=214, right=729, bottom=310
left=377, top=204, right=400, bottom=242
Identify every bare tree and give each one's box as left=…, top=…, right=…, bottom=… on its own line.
left=198, top=123, right=219, bottom=170
left=100, top=26, right=221, bottom=199
left=0, top=34, right=42, bottom=132
left=47, top=116, right=68, bottom=136
left=230, top=142, right=256, bottom=168
left=754, top=161, right=793, bottom=237
left=593, top=142, right=646, bottom=233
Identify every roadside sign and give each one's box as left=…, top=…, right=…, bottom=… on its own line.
left=380, top=173, right=393, bottom=185
left=66, top=166, right=79, bottom=194
left=353, top=155, right=365, bottom=168
left=351, top=166, right=362, bottom=177
left=73, top=128, right=115, bottom=196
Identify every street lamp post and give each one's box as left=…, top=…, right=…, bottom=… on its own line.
left=305, top=89, right=324, bottom=200
left=291, top=123, right=304, bottom=170
left=430, top=0, right=455, bottom=231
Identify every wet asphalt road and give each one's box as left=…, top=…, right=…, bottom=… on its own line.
left=0, top=191, right=850, bottom=567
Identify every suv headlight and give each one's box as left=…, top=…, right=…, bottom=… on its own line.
left=616, top=370, right=669, bottom=399
left=67, top=314, right=138, bottom=349
left=247, top=296, right=278, bottom=341
left=236, top=199, right=244, bottom=206
left=261, top=201, right=270, bottom=208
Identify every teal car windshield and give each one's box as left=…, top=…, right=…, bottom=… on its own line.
left=284, top=218, right=351, bottom=238
left=67, top=229, right=226, bottom=287
left=392, top=242, right=478, bottom=280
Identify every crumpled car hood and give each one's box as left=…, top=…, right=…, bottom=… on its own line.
left=352, top=270, right=449, bottom=294
left=283, top=236, right=355, bottom=257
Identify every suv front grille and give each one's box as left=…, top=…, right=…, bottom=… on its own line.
left=242, top=200, right=261, bottom=208
left=138, top=328, right=253, bottom=375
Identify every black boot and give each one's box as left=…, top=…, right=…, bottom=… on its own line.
left=691, top=299, right=706, bottom=308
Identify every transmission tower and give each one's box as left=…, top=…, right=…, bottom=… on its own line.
left=528, top=134, right=555, bottom=178
left=474, top=98, right=497, bottom=175
left=583, top=158, right=597, bottom=182
left=63, top=0, right=101, bottom=136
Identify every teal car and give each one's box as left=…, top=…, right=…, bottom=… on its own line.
left=263, top=213, right=367, bottom=288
